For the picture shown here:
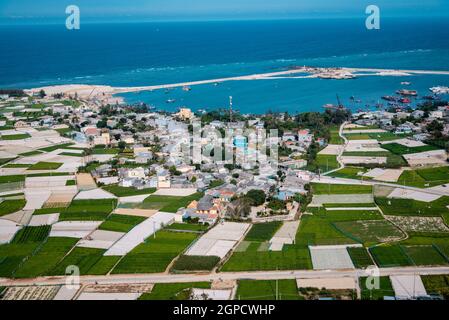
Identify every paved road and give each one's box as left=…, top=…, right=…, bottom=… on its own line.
left=1, top=266, right=449, bottom=287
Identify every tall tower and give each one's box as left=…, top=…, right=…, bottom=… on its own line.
left=229, top=96, right=233, bottom=123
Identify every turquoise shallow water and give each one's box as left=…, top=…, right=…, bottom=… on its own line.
left=0, top=18, right=448, bottom=113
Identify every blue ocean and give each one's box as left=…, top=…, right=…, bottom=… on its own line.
left=1, top=18, right=448, bottom=113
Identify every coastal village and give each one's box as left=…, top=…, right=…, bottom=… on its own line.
left=0, top=82, right=449, bottom=301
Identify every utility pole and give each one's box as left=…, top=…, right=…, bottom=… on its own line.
left=229, top=96, right=233, bottom=123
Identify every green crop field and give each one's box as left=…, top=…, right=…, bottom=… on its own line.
left=85, top=256, right=121, bottom=275
left=141, top=193, right=203, bottom=212
left=33, top=207, right=66, bottom=215
left=139, top=282, right=211, bottom=300
left=329, top=126, right=344, bottom=145
left=92, top=148, right=120, bottom=155
left=102, top=185, right=156, bottom=197
left=401, top=245, right=448, bottom=266
left=421, top=275, right=449, bottom=299
left=347, top=247, right=375, bottom=268
left=51, top=247, right=106, bottom=275
left=171, top=255, right=220, bottom=272
left=0, top=134, right=30, bottom=140
left=11, top=226, right=50, bottom=243
left=0, top=199, right=26, bottom=217
left=222, top=214, right=356, bottom=272
left=360, top=276, right=395, bottom=300
left=99, top=214, right=146, bottom=233
left=2, top=163, right=32, bottom=168
left=381, top=143, right=439, bottom=155
left=19, top=151, right=43, bottom=157
left=323, top=203, right=376, bottom=208
left=333, top=220, right=404, bottom=246
left=369, top=245, right=413, bottom=267
left=111, top=230, right=198, bottom=274
left=375, top=197, right=449, bottom=217
left=28, top=162, right=63, bottom=170
left=236, top=280, right=302, bottom=300
left=59, top=199, right=117, bottom=221
left=312, top=183, right=372, bottom=195
left=39, top=143, right=74, bottom=152
left=166, top=223, right=209, bottom=232
left=311, top=207, right=383, bottom=222
left=397, top=167, right=449, bottom=188
left=13, top=237, right=78, bottom=278
left=245, top=222, right=282, bottom=242
left=0, top=175, right=25, bottom=184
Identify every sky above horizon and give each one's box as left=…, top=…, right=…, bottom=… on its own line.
left=0, top=0, right=448, bottom=22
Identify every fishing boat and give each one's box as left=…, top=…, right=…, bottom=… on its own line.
left=182, top=86, right=192, bottom=92
left=396, top=89, right=418, bottom=96
left=166, top=99, right=176, bottom=104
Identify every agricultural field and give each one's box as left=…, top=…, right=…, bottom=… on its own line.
left=360, top=276, right=395, bottom=300
left=245, top=222, right=282, bottom=242
left=38, top=143, right=74, bottom=152
left=59, top=199, right=117, bottom=221
left=369, top=245, right=413, bottom=267
left=13, top=237, right=78, bottom=278
left=311, top=207, right=383, bottom=222
left=311, top=183, right=372, bottom=195
left=401, top=245, right=448, bottom=266
left=347, top=247, right=375, bottom=268
left=386, top=216, right=449, bottom=233
left=0, top=199, right=26, bottom=217
left=99, top=214, right=146, bottom=233
left=381, top=143, right=439, bottom=155
left=91, top=148, right=120, bottom=155
left=2, top=164, right=32, bottom=168
left=165, top=223, right=209, bottom=232
left=28, top=162, right=63, bottom=170
left=11, top=226, right=50, bottom=243
left=111, top=230, right=198, bottom=274
left=0, top=175, right=25, bottom=184
left=102, top=185, right=156, bottom=197
left=139, top=282, right=211, bottom=300
left=329, top=126, right=344, bottom=145
left=139, top=193, right=203, bottom=212
left=421, top=275, right=449, bottom=299
left=327, top=167, right=369, bottom=180
left=222, top=214, right=358, bottom=272
left=236, top=280, right=302, bottom=300
left=50, top=247, right=106, bottom=275
left=0, top=134, right=30, bottom=140
left=171, top=255, right=221, bottom=272
left=376, top=197, right=449, bottom=217
left=333, top=220, right=404, bottom=246
left=397, top=167, right=449, bottom=188
left=84, top=256, right=121, bottom=275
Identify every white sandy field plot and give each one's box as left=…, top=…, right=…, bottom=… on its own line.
left=404, top=150, right=449, bottom=167
left=363, top=168, right=404, bottom=182
left=318, top=145, right=343, bottom=156
left=387, top=188, right=441, bottom=202
left=0, top=219, right=21, bottom=244
left=390, top=275, right=427, bottom=299
left=113, top=208, right=158, bottom=218
left=296, top=277, right=357, bottom=290
left=309, top=244, right=362, bottom=270
left=383, top=138, right=427, bottom=148
left=191, top=289, right=233, bottom=300
left=76, top=292, right=141, bottom=300
left=310, top=194, right=374, bottom=206
left=105, top=212, right=175, bottom=256
left=76, top=173, right=97, bottom=190
left=53, top=285, right=79, bottom=301
left=28, top=213, right=60, bottom=226
left=77, top=230, right=125, bottom=250
left=152, top=188, right=197, bottom=197
left=341, top=156, right=387, bottom=165
left=75, top=188, right=116, bottom=200
left=345, top=140, right=384, bottom=153
left=269, top=221, right=300, bottom=251
left=118, top=194, right=153, bottom=203
left=49, top=221, right=102, bottom=238
left=186, top=222, right=250, bottom=258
